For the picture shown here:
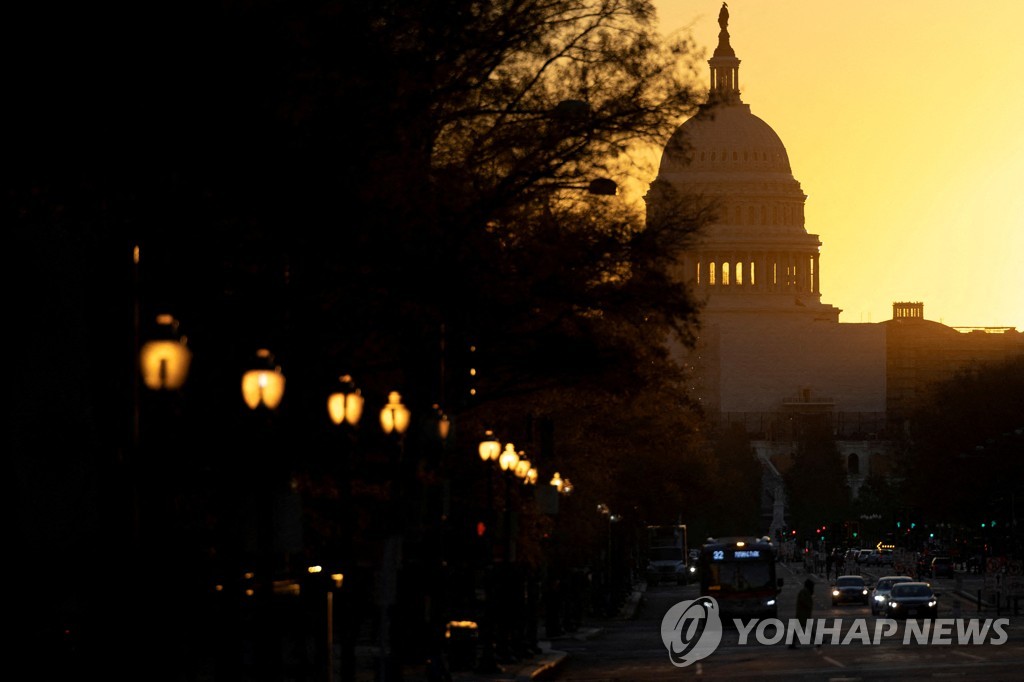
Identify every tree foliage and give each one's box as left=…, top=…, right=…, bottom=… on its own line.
left=899, top=354, right=1024, bottom=525
left=783, top=416, right=852, bottom=534
left=9, top=0, right=720, bottom=623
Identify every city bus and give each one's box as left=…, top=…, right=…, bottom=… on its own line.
left=698, top=536, right=782, bottom=621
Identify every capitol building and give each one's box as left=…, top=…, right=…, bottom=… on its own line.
left=646, top=4, right=1022, bottom=527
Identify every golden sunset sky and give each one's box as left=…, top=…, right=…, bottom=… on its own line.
left=651, top=1, right=1024, bottom=330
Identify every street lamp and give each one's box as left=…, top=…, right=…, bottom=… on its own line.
left=325, top=374, right=363, bottom=680
left=139, top=314, right=192, bottom=390
left=479, top=430, right=501, bottom=462
left=498, top=443, right=519, bottom=472
left=475, top=430, right=505, bottom=674
left=376, top=390, right=412, bottom=682
left=434, top=404, right=451, bottom=441
left=514, top=456, right=532, bottom=481
left=379, top=391, right=411, bottom=435
left=549, top=472, right=573, bottom=495
left=327, top=374, right=364, bottom=426
left=241, top=348, right=285, bottom=410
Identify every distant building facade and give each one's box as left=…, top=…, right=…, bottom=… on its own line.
left=647, top=5, right=1023, bottom=532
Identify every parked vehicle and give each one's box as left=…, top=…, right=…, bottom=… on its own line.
left=870, top=575, right=914, bottom=615
left=858, top=549, right=892, bottom=566
left=831, top=574, right=869, bottom=606
left=645, top=545, right=688, bottom=585
left=885, top=581, right=938, bottom=619
left=930, top=556, right=955, bottom=578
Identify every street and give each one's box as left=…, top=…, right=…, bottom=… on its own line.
left=550, top=562, right=1024, bottom=680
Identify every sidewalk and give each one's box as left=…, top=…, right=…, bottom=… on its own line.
left=445, top=582, right=646, bottom=681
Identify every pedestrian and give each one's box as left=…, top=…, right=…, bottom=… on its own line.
left=789, top=578, right=815, bottom=649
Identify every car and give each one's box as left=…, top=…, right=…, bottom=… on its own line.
left=831, top=574, right=869, bottom=605
left=870, top=575, right=914, bottom=615
left=930, top=556, right=954, bottom=578
left=862, top=549, right=893, bottom=566
left=885, top=581, right=938, bottom=619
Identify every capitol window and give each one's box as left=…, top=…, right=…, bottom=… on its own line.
left=848, top=453, right=860, bottom=475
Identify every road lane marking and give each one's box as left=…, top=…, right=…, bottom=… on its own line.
left=951, top=649, right=986, bottom=661
left=814, top=648, right=846, bottom=667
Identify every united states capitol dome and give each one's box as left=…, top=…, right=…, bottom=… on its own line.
left=659, top=104, right=792, bottom=176
left=645, top=2, right=839, bottom=324
left=657, top=2, right=793, bottom=180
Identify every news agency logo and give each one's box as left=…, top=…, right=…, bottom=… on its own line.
left=660, top=596, right=1010, bottom=667
left=660, top=596, right=724, bottom=667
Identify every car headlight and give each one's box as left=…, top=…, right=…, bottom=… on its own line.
left=862, top=589, right=868, bottom=595
left=889, top=601, right=898, bottom=609
left=766, top=599, right=776, bottom=607
left=689, top=566, right=696, bottom=573
left=874, top=595, right=885, bottom=602
left=928, top=599, right=937, bottom=607
left=832, top=589, right=840, bottom=596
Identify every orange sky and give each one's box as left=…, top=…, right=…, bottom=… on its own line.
left=649, top=1, right=1024, bottom=330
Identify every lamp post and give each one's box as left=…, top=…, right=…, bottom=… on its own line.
left=133, top=312, right=192, bottom=538
left=473, top=430, right=503, bottom=674
left=241, top=348, right=287, bottom=677
left=129, top=310, right=193, bottom=677
left=326, top=374, right=363, bottom=682
left=498, top=444, right=520, bottom=568
left=596, top=503, right=618, bottom=616
left=377, top=390, right=410, bottom=682
left=543, top=472, right=574, bottom=637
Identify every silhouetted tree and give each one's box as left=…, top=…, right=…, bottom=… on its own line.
left=10, top=2, right=718, bottom=679
left=704, top=424, right=764, bottom=536
left=784, top=416, right=852, bottom=535
left=852, top=472, right=899, bottom=541
left=899, top=355, right=1024, bottom=527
